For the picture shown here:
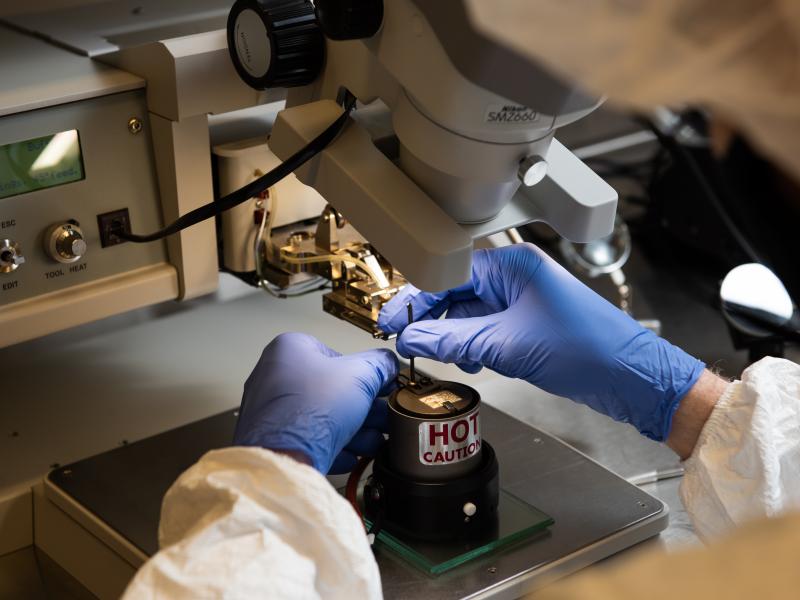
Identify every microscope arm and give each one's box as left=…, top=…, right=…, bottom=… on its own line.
left=270, top=100, right=618, bottom=291
left=270, top=99, right=473, bottom=291
left=463, top=139, right=617, bottom=243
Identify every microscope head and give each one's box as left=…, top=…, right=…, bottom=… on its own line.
left=360, top=0, right=603, bottom=225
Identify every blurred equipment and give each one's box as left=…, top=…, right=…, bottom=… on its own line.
left=559, top=214, right=632, bottom=311
left=639, top=108, right=799, bottom=306
left=559, top=215, right=661, bottom=334
left=720, top=263, right=800, bottom=362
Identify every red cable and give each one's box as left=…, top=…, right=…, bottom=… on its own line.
left=345, top=456, right=374, bottom=529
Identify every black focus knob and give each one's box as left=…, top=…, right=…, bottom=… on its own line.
left=315, top=0, right=383, bottom=40
left=227, top=0, right=323, bottom=89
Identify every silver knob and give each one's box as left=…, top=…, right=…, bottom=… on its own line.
left=0, top=239, right=25, bottom=273
left=518, top=155, right=548, bottom=187
left=45, top=222, right=86, bottom=264
left=65, top=237, right=88, bottom=257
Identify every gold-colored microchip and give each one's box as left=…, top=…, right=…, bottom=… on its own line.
left=418, top=390, right=463, bottom=409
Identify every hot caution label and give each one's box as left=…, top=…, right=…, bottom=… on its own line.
left=485, top=104, right=539, bottom=125
left=419, top=411, right=481, bottom=466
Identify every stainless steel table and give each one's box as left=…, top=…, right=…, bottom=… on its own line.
left=1, top=275, right=700, bottom=597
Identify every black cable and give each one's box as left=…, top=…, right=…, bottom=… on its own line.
left=586, top=146, right=670, bottom=184
left=586, top=155, right=657, bottom=175
left=220, top=267, right=261, bottom=287
left=640, top=117, right=763, bottom=264
left=113, top=98, right=356, bottom=243
left=262, top=280, right=331, bottom=299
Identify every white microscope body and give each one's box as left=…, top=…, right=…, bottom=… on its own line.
left=229, top=0, right=618, bottom=291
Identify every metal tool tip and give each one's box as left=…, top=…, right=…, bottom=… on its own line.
left=406, top=303, right=416, bottom=383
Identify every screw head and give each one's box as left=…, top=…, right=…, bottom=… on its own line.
left=128, top=117, right=143, bottom=134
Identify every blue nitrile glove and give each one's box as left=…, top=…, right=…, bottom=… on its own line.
left=234, top=333, right=398, bottom=473
left=378, top=244, right=706, bottom=442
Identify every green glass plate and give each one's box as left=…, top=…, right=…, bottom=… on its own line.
left=364, top=490, right=553, bottom=576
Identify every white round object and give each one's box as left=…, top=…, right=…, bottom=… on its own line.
left=720, top=263, right=794, bottom=322
left=463, top=502, right=477, bottom=517
left=518, top=155, right=548, bottom=187
left=71, top=238, right=88, bottom=257
left=235, top=9, right=271, bottom=77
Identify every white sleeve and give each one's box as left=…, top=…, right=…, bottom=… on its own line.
left=121, top=447, right=382, bottom=600
left=680, top=357, right=800, bottom=540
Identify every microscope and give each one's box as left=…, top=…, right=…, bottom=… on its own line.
left=226, top=0, right=619, bottom=552
left=225, top=0, right=618, bottom=338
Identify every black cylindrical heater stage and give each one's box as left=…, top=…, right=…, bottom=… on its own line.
left=365, top=377, right=499, bottom=541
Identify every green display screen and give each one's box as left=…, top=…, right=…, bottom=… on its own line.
left=0, top=130, right=85, bottom=199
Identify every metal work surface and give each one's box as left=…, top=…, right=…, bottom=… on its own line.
left=1, top=274, right=698, bottom=597
left=48, top=411, right=237, bottom=556
left=47, top=400, right=665, bottom=598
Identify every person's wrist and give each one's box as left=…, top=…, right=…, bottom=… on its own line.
left=602, top=330, right=706, bottom=442
left=666, top=369, right=728, bottom=460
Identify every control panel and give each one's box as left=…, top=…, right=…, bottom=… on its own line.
left=0, top=90, right=169, bottom=308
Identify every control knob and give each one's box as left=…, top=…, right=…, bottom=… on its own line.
left=0, top=239, right=25, bottom=273
left=45, top=222, right=87, bottom=264
left=227, top=0, right=323, bottom=90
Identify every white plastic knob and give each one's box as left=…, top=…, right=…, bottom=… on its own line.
left=518, top=155, right=548, bottom=187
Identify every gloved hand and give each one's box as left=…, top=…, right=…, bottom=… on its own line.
left=234, top=333, right=398, bottom=473
left=379, top=244, right=705, bottom=442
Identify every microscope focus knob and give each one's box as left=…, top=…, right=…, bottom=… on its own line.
left=315, top=0, right=383, bottom=40
left=227, top=0, right=323, bottom=90
left=45, top=222, right=86, bottom=264
left=518, top=155, right=549, bottom=187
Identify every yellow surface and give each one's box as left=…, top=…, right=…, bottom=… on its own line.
left=533, top=512, right=800, bottom=600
